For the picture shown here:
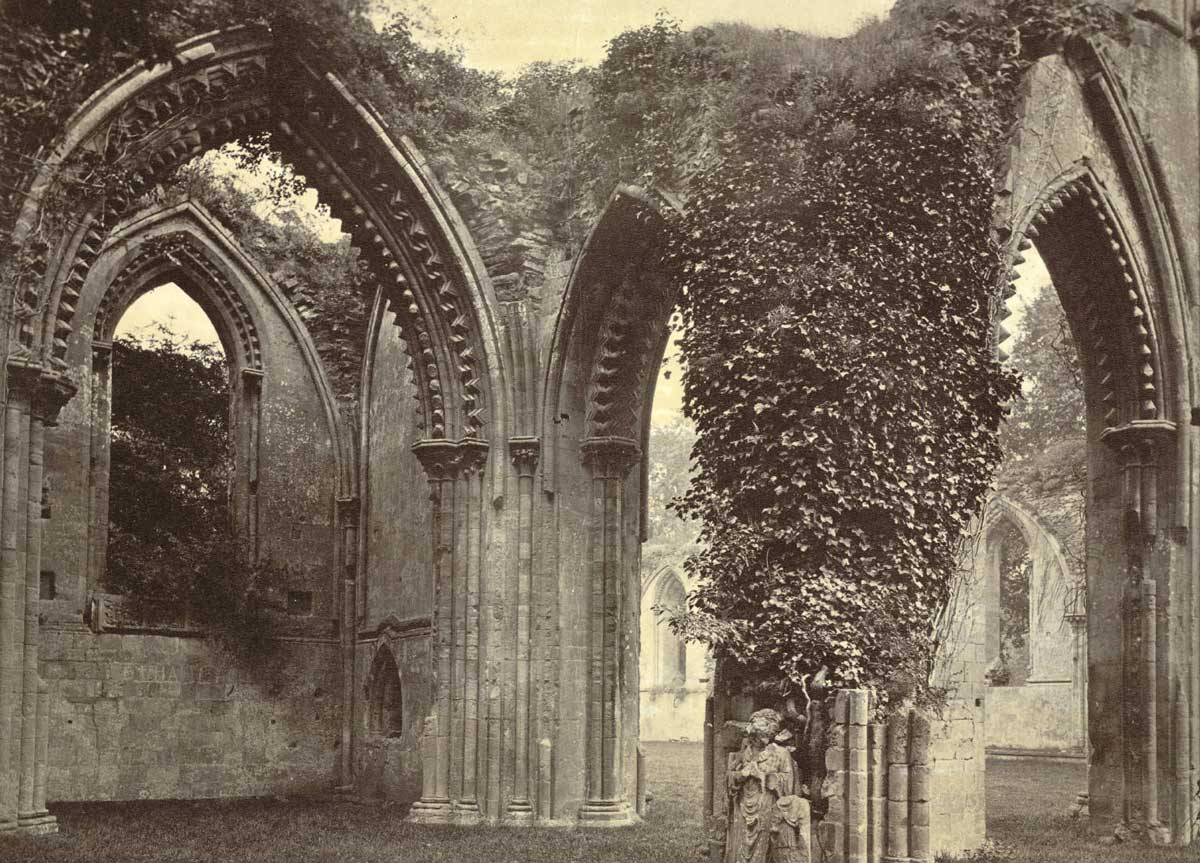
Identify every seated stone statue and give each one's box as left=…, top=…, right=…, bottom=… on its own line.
left=725, top=708, right=810, bottom=863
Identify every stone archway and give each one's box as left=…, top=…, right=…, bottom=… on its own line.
left=34, top=193, right=356, bottom=805
left=3, top=9, right=1198, bottom=848
left=639, top=564, right=709, bottom=743
left=992, top=32, right=1198, bottom=840
left=537, top=26, right=1200, bottom=850
left=3, top=26, right=512, bottom=831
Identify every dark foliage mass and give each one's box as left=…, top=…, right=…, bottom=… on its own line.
left=106, top=328, right=276, bottom=655
left=582, top=1, right=1124, bottom=695
left=107, top=328, right=231, bottom=585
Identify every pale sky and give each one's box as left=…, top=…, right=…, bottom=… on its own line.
left=378, top=0, right=899, bottom=74
left=115, top=285, right=222, bottom=348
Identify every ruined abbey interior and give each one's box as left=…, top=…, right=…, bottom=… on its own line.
left=1, top=1, right=1200, bottom=856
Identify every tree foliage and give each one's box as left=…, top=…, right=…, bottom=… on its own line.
left=998, top=279, right=1086, bottom=461
left=106, top=326, right=276, bottom=655
left=644, top=413, right=700, bottom=576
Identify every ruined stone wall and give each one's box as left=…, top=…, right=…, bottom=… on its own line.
left=40, top=624, right=339, bottom=800
left=639, top=566, right=709, bottom=742
left=35, top=210, right=348, bottom=802
left=983, top=446, right=1089, bottom=756
left=818, top=691, right=984, bottom=863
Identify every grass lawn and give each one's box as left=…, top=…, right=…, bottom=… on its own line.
left=972, top=758, right=1199, bottom=863
left=3, top=746, right=1198, bottom=862
left=0, top=742, right=705, bottom=863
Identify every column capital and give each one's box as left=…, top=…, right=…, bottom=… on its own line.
left=1099, top=419, right=1177, bottom=460
left=6, top=353, right=43, bottom=398
left=6, top=356, right=77, bottom=424
left=458, top=438, right=490, bottom=477
left=412, top=438, right=491, bottom=480
left=581, top=436, right=641, bottom=480
left=413, top=439, right=462, bottom=480
left=33, top=370, right=78, bottom=426
left=509, top=436, right=540, bottom=477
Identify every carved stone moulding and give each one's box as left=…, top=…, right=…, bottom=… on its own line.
left=581, top=435, right=641, bottom=479
left=1000, top=168, right=1162, bottom=429
left=32, top=32, right=493, bottom=444
left=94, top=231, right=264, bottom=372
left=412, top=437, right=490, bottom=480
left=508, top=436, right=540, bottom=476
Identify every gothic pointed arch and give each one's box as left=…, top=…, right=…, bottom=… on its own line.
left=10, top=26, right=508, bottom=445
left=982, top=494, right=1075, bottom=608
left=91, top=198, right=353, bottom=496
left=642, top=565, right=688, bottom=688
left=989, top=31, right=1197, bottom=838
left=366, top=641, right=404, bottom=738
left=541, top=185, right=676, bottom=484
left=1000, top=165, right=1168, bottom=429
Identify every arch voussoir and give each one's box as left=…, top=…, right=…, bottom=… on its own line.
left=18, top=27, right=501, bottom=444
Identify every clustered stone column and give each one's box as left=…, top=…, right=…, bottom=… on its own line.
left=1100, top=419, right=1175, bottom=839
left=410, top=437, right=490, bottom=823
left=822, top=690, right=932, bottom=863
left=579, top=436, right=640, bottom=823
left=0, top=357, right=74, bottom=834
left=507, top=437, right=539, bottom=821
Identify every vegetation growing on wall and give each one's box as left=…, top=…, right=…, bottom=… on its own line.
left=593, top=0, right=1126, bottom=697
left=1, top=0, right=1127, bottom=694
left=999, top=279, right=1086, bottom=461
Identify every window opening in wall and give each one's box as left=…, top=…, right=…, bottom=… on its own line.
left=367, top=646, right=403, bottom=737
left=105, top=284, right=230, bottom=606
left=287, top=590, right=313, bottom=615
left=991, top=519, right=1032, bottom=687
left=39, top=571, right=56, bottom=600
left=657, top=574, right=688, bottom=687
left=992, top=242, right=1086, bottom=688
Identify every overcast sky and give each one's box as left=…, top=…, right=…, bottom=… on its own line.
left=374, top=0, right=898, bottom=74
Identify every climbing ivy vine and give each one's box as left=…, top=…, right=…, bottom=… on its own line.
left=580, top=0, right=1126, bottom=696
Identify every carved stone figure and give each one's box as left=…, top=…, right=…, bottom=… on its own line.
left=725, top=708, right=810, bottom=863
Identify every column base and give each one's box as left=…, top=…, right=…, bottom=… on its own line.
left=505, top=799, right=535, bottom=823
left=451, top=800, right=483, bottom=824
left=407, top=798, right=452, bottom=823
left=17, top=813, right=57, bottom=835
left=407, top=798, right=487, bottom=825
left=578, top=798, right=639, bottom=826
